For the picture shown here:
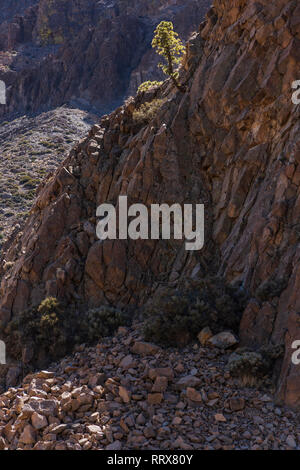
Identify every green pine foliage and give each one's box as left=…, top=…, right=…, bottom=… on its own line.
left=152, top=21, right=186, bottom=92
left=137, top=81, right=163, bottom=93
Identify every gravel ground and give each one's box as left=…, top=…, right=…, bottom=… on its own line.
left=0, top=324, right=299, bottom=450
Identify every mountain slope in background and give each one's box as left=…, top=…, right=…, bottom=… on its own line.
left=0, top=107, right=97, bottom=246
left=0, top=0, right=211, bottom=119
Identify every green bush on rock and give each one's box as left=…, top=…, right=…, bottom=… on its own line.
left=227, top=345, right=284, bottom=387
left=137, top=81, right=163, bottom=93
left=143, top=277, right=247, bottom=347
left=132, top=99, right=166, bottom=125
left=7, top=298, right=130, bottom=363
left=79, top=306, right=130, bottom=344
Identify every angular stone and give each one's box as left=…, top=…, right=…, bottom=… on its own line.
left=208, top=332, right=238, bottom=349
left=106, top=440, right=122, bottom=450
left=186, top=387, right=202, bottom=403
left=215, top=413, right=227, bottom=423
left=86, top=425, right=102, bottom=434
left=119, top=386, right=131, bottom=403
left=51, top=425, right=68, bottom=435
left=0, top=437, right=6, bottom=450
left=174, top=436, right=193, bottom=450
left=229, top=397, right=245, bottom=412
left=131, top=341, right=161, bottom=356
left=175, top=375, right=201, bottom=390
left=144, top=425, right=156, bottom=438
left=197, top=327, right=213, bottom=346
left=31, top=412, right=48, bottom=430
left=286, top=435, right=297, bottom=449
left=119, top=355, right=136, bottom=370
left=35, top=371, right=55, bottom=379
left=20, top=403, right=35, bottom=419
left=147, top=393, right=163, bottom=405
left=19, top=425, right=36, bottom=445
left=152, top=376, right=168, bottom=393
left=148, top=367, right=174, bottom=381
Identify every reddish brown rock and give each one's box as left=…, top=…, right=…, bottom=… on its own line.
left=152, top=376, right=168, bottom=393
left=131, top=342, right=161, bottom=356
left=31, top=412, right=48, bottom=430
left=0, top=0, right=299, bottom=408
left=186, top=387, right=202, bottom=403
left=229, top=397, right=245, bottom=412
left=19, top=424, right=36, bottom=445
left=0, top=0, right=210, bottom=120
left=147, top=393, right=163, bottom=405
left=148, top=368, right=174, bottom=381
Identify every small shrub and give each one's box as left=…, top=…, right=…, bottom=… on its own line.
left=78, top=306, right=130, bottom=344
left=8, top=298, right=130, bottom=363
left=132, top=99, right=165, bottom=124
left=12, top=297, right=69, bottom=359
left=143, top=277, right=247, bottom=347
left=137, top=81, right=163, bottom=93
left=3, top=261, right=14, bottom=272
left=227, top=344, right=284, bottom=387
left=227, top=351, right=268, bottom=387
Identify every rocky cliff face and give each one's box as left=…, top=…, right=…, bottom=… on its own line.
left=0, top=0, right=300, bottom=407
left=0, top=0, right=210, bottom=119
left=0, top=0, right=38, bottom=23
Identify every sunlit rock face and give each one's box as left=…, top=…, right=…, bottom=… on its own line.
left=0, top=0, right=211, bottom=119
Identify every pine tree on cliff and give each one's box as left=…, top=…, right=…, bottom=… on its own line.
left=138, top=21, right=186, bottom=93
left=152, top=21, right=186, bottom=92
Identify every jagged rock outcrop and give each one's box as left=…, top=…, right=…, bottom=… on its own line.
left=0, top=0, right=210, bottom=119
left=1, top=0, right=300, bottom=407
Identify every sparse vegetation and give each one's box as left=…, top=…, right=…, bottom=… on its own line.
left=227, top=345, right=284, bottom=387
left=6, top=298, right=130, bottom=363
left=132, top=99, right=166, bottom=124
left=0, top=108, right=95, bottom=250
left=137, top=80, right=163, bottom=94
left=143, top=277, right=247, bottom=347
left=78, top=306, right=130, bottom=344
